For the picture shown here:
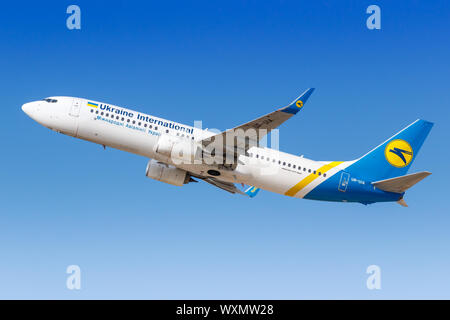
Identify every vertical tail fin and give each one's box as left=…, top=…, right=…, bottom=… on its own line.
left=346, top=119, right=433, bottom=182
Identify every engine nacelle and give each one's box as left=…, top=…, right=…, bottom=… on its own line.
left=145, top=159, right=190, bottom=186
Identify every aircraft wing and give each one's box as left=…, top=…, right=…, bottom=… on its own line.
left=199, top=88, right=314, bottom=155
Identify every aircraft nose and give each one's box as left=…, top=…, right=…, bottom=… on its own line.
left=22, top=102, right=34, bottom=116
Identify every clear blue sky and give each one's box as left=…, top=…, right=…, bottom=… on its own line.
left=1, top=0, right=449, bottom=299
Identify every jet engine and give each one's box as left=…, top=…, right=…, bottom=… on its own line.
left=145, top=159, right=194, bottom=186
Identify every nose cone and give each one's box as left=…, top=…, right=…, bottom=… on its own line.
left=22, top=102, right=34, bottom=117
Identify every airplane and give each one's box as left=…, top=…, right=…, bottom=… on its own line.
left=21, top=89, right=433, bottom=206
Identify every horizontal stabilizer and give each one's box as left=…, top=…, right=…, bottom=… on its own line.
left=372, top=171, right=431, bottom=193
left=397, top=198, right=408, bottom=207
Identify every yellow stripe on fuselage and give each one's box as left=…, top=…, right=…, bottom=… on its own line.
left=284, top=161, right=343, bottom=197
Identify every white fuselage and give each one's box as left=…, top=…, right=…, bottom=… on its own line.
left=22, top=96, right=352, bottom=199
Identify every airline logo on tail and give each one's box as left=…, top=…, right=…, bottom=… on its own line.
left=296, top=100, right=303, bottom=108
left=385, top=139, right=413, bottom=168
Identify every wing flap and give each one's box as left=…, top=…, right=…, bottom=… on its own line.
left=202, top=177, right=246, bottom=195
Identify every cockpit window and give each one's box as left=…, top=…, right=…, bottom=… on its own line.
left=42, top=98, right=58, bottom=103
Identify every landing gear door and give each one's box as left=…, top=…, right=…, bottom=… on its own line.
left=338, top=172, right=350, bottom=192
left=69, top=98, right=81, bottom=117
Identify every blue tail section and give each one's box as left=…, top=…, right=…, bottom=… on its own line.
left=281, top=88, right=315, bottom=114
left=346, top=119, right=433, bottom=182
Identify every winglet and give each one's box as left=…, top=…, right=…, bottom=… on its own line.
left=397, top=198, right=408, bottom=207
left=245, top=186, right=260, bottom=198
left=281, top=88, right=315, bottom=114
left=372, top=171, right=432, bottom=193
